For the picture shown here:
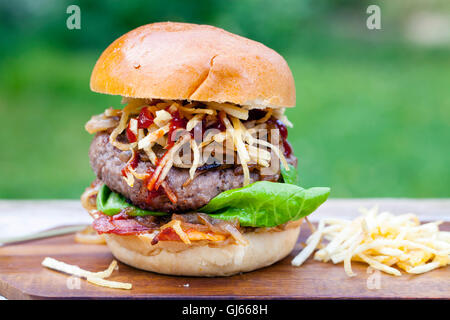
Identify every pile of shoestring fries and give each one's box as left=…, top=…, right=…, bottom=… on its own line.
left=292, top=207, right=450, bottom=276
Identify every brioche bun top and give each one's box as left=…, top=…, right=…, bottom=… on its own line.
left=90, top=22, right=295, bottom=109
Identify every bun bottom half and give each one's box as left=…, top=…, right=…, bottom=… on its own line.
left=104, top=224, right=301, bottom=277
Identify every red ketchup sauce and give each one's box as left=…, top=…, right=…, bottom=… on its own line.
left=138, top=107, right=154, bottom=129
left=126, top=121, right=137, bottom=143
left=144, top=167, right=164, bottom=200
left=121, top=151, right=140, bottom=177
left=167, top=110, right=187, bottom=149
left=144, top=109, right=188, bottom=197
left=268, top=118, right=292, bottom=157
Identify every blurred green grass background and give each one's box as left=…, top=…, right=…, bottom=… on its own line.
left=0, top=0, right=449, bottom=198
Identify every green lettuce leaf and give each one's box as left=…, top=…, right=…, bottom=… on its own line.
left=281, top=164, right=298, bottom=185
left=96, top=184, right=167, bottom=216
left=96, top=181, right=330, bottom=227
left=200, top=181, right=330, bottom=227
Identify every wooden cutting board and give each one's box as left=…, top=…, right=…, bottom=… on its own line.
left=0, top=221, right=448, bottom=299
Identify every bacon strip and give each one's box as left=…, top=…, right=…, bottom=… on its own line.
left=93, top=212, right=151, bottom=235
left=92, top=212, right=244, bottom=245
left=151, top=227, right=181, bottom=245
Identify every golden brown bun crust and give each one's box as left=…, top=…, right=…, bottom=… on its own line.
left=90, top=22, right=295, bottom=109
left=104, top=225, right=301, bottom=277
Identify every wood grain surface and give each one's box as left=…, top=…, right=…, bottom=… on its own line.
left=0, top=199, right=449, bottom=299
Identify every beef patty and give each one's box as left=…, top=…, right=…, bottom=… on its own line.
left=89, top=132, right=297, bottom=213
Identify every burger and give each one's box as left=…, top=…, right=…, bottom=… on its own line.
left=81, top=22, right=330, bottom=276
